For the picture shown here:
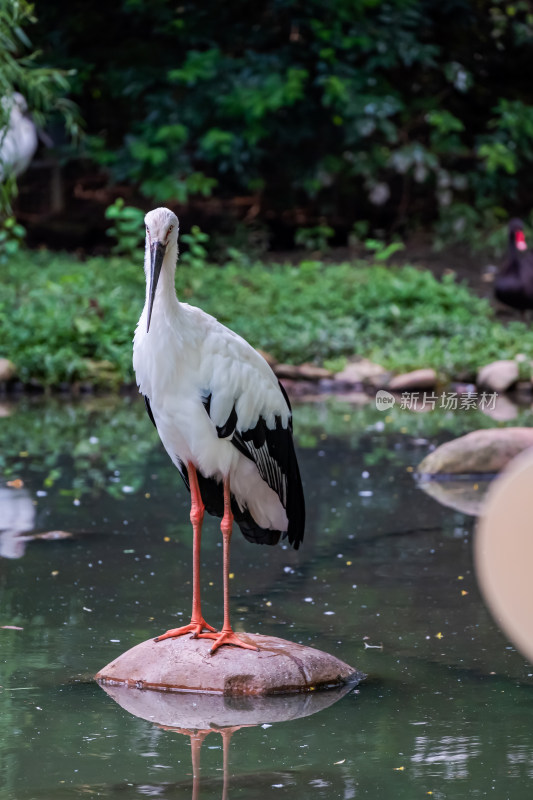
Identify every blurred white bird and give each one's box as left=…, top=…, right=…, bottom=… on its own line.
left=0, top=92, right=38, bottom=181
left=133, top=207, right=305, bottom=653
left=0, top=487, right=36, bottom=559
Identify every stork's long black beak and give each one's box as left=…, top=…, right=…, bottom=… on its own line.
left=147, top=241, right=166, bottom=333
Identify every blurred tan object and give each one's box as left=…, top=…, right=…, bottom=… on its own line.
left=0, top=358, right=16, bottom=382
left=475, top=449, right=533, bottom=663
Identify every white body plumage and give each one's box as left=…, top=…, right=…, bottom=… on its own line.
left=133, top=208, right=292, bottom=532
left=0, top=93, right=38, bottom=180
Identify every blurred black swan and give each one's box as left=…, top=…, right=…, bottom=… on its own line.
left=494, top=218, right=533, bottom=313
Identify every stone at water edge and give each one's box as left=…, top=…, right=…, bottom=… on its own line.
left=417, top=428, right=533, bottom=476
left=95, top=633, right=363, bottom=696
left=477, top=360, right=519, bottom=393
left=387, top=368, right=437, bottom=392
left=273, top=363, right=333, bottom=381
left=333, top=359, right=388, bottom=386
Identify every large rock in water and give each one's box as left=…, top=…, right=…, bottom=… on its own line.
left=417, top=428, right=533, bottom=476
left=95, top=633, right=362, bottom=696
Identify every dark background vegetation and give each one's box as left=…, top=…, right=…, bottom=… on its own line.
left=11, top=0, right=533, bottom=251
left=3, top=0, right=533, bottom=387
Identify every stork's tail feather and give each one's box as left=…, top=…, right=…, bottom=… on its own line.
left=235, top=518, right=282, bottom=546
left=284, top=442, right=305, bottom=550
left=175, top=461, right=292, bottom=547
left=201, top=468, right=283, bottom=546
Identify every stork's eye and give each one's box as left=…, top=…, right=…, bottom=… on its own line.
left=168, top=225, right=174, bottom=234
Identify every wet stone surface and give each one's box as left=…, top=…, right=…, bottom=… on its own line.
left=95, top=633, right=362, bottom=695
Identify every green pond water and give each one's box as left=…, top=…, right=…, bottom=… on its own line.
left=1, top=394, right=533, bottom=799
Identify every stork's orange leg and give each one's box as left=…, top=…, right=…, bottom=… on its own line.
left=155, top=463, right=217, bottom=641
left=198, top=477, right=259, bottom=653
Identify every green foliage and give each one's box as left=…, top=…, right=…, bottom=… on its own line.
left=477, top=141, right=517, bottom=175
left=0, top=214, right=25, bottom=261
left=433, top=204, right=509, bottom=254
left=0, top=249, right=142, bottom=385
left=27, top=0, right=533, bottom=237
left=294, top=224, right=335, bottom=253
left=105, top=198, right=145, bottom=257
left=364, top=238, right=405, bottom=262
left=2, top=249, right=533, bottom=387
left=0, top=0, right=81, bottom=214
left=323, top=355, right=348, bottom=373
left=180, top=225, right=210, bottom=268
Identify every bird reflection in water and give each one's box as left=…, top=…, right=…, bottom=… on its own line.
left=0, top=487, right=35, bottom=559
left=156, top=723, right=251, bottom=800
left=98, top=681, right=357, bottom=799
left=0, top=486, right=72, bottom=560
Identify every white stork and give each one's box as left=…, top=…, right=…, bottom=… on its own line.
left=133, top=207, right=305, bottom=653
left=0, top=93, right=38, bottom=181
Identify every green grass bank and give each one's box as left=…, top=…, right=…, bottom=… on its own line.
left=1, top=250, right=532, bottom=388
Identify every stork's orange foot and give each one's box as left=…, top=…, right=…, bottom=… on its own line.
left=154, top=619, right=217, bottom=642
left=197, top=628, right=259, bottom=654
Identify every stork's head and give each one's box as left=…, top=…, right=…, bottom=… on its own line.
left=144, top=207, right=180, bottom=332
left=1, top=92, right=29, bottom=121
left=509, top=218, right=527, bottom=252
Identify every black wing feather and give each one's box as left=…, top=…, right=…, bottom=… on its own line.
left=277, top=380, right=294, bottom=432
left=203, top=384, right=305, bottom=550
left=177, top=458, right=281, bottom=546
left=144, top=387, right=305, bottom=550
left=144, top=395, right=157, bottom=428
